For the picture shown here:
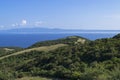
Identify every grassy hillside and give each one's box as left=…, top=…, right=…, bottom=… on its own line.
left=0, top=47, right=23, bottom=57
left=0, top=44, right=67, bottom=60
left=0, top=35, right=120, bottom=80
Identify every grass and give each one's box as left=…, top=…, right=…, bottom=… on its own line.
left=3, top=48, right=14, bottom=51
left=0, top=44, right=67, bottom=60
left=16, top=77, right=52, bottom=80
left=75, top=38, right=86, bottom=44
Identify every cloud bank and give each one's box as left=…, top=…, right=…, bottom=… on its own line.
left=0, top=19, right=45, bottom=30
left=21, top=19, right=27, bottom=25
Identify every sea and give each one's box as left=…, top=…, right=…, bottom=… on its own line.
left=0, top=33, right=118, bottom=48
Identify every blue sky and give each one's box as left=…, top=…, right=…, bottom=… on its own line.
left=0, top=0, right=120, bottom=30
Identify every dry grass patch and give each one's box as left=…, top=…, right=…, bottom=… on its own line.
left=0, top=44, right=67, bottom=60
left=16, top=77, right=52, bottom=80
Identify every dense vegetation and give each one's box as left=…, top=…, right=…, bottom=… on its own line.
left=0, top=34, right=120, bottom=80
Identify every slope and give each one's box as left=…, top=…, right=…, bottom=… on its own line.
left=0, top=35, right=88, bottom=60
left=0, top=44, right=67, bottom=60
left=0, top=35, right=120, bottom=80
left=29, top=36, right=89, bottom=48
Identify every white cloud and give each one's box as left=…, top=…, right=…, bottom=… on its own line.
left=12, top=23, right=19, bottom=27
left=11, top=20, right=44, bottom=28
left=35, top=21, right=43, bottom=26
left=0, top=20, right=45, bottom=30
left=11, top=20, right=27, bottom=27
left=21, top=19, right=27, bottom=25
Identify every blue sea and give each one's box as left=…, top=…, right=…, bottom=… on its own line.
left=0, top=33, right=118, bottom=48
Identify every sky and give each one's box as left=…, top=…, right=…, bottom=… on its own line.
left=0, top=0, right=120, bottom=30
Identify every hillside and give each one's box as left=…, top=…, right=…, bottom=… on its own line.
left=29, top=36, right=89, bottom=48
left=0, top=47, right=23, bottom=57
left=0, top=35, right=119, bottom=80
left=0, top=44, right=67, bottom=60
left=0, top=36, right=87, bottom=60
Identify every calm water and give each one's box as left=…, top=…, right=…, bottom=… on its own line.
left=0, top=33, right=117, bottom=48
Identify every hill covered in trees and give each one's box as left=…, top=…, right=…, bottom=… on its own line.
left=0, top=34, right=119, bottom=80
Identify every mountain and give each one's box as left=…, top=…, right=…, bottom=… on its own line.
left=1, top=27, right=120, bottom=33
left=0, top=35, right=120, bottom=80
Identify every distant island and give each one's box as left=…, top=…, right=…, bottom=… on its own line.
left=1, top=27, right=120, bottom=34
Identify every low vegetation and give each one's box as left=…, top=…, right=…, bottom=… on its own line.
left=0, top=47, right=23, bottom=57
left=0, top=35, right=120, bottom=80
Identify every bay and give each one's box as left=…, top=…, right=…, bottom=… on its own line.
left=0, top=33, right=117, bottom=48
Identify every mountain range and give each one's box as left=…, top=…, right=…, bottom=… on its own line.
left=1, top=27, right=120, bottom=33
